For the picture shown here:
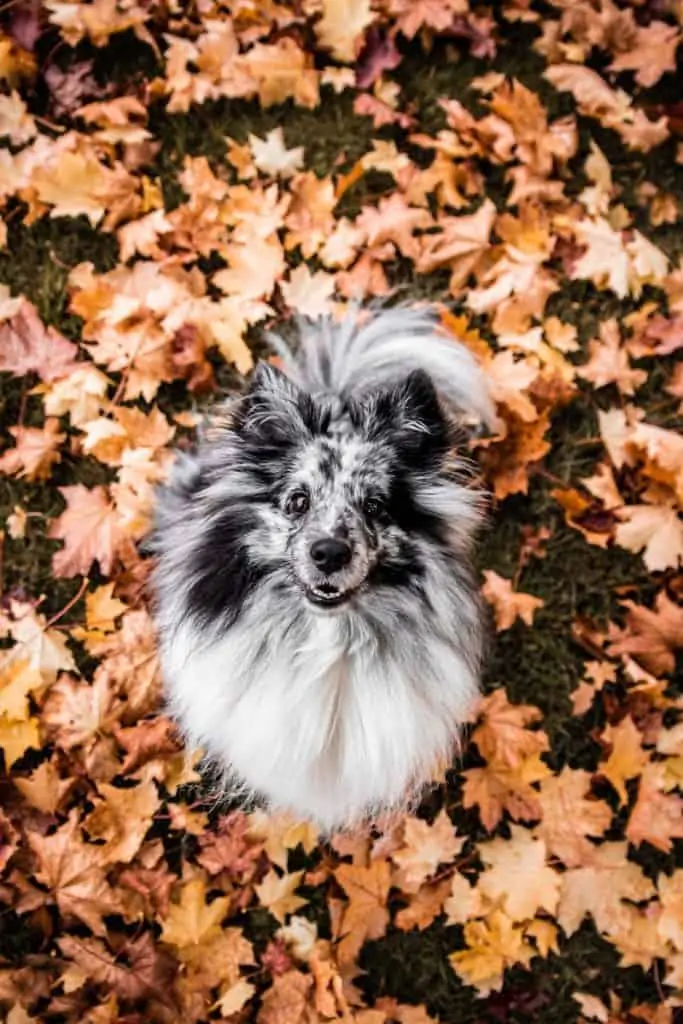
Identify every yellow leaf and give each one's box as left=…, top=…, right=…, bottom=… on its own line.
left=599, top=716, right=649, bottom=805
left=315, top=0, right=373, bottom=62
left=255, top=869, right=307, bottom=923
left=477, top=826, right=560, bottom=921
left=449, top=909, right=534, bottom=997
left=160, top=878, right=229, bottom=949
left=0, top=713, right=40, bottom=766
left=481, top=571, right=544, bottom=631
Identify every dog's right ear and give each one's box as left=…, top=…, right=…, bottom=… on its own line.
left=232, top=362, right=319, bottom=448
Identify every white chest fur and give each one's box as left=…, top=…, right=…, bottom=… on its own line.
left=162, top=606, right=478, bottom=830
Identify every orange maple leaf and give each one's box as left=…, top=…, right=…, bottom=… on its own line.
left=481, top=571, right=545, bottom=631
left=334, top=860, right=391, bottom=965
left=0, top=419, right=65, bottom=481
left=49, top=484, right=125, bottom=578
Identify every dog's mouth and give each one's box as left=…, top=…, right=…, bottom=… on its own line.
left=304, top=581, right=354, bottom=609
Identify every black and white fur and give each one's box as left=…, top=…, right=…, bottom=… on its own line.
left=151, top=308, right=494, bottom=831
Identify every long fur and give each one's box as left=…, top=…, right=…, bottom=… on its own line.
left=151, top=307, right=493, bottom=832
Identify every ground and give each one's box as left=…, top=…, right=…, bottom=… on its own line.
left=0, top=4, right=682, bottom=1024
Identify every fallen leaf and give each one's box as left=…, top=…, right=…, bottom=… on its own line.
left=392, top=811, right=464, bottom=893
left=477, top=825, right=560, bottom=921
left=481, top=572, right=544, bottom=631
left=160, top=877, right=229, bottom=949
left=256, top=870, right=307, bottom=923
left=49, top=485, right=124, bottom=577
left=449, top=909, right=535, bottom=997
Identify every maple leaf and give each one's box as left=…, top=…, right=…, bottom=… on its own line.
left=449, top=909, right=535, bottom=997
left=614, top=505, right=683, bottom=572
left=478, top=409, right=552, bottom=500
left=280, top=264, right=336, bottom=319
left=443, top=872, right=484, bottom=926
left=392, top=810, right=464, bottom=893
left=49, top=484, right=124, bottom=578
left=58, top=932, right=174, bottom=1002
left=85, top=779, right=160, bottom=864
left=598, top=716, right=649, bottom=805
left=244, top=38, right=319, bottom=110
left=115, top=715, right=181, bottom=775
left=356, top=193, right=432, bottom=261
left=557, top=842, right=655, bottom=937
left=394, top=878, right=452, bottom=931
left=13, top=758, right=75, bottom=815
left=26, top=811, right=120, bottom=934
left=85, top=583, right=127, bottom=632
left=0, top=715, right=40, bottom=766
left=462, top=754, right=549, bottom=831
left=658, top=870, right=683, bottom=951
left=248, top=128, right=304, bottom=179
left=626, top=763, right=683, bottom=854
left=160, top=877, right=229, bottom=949
left=197, top=810, right=263, bottom=879
left=578, top=320, right=647, bottom=395
left=571, top=218, right=631, bottom=298
left=257, top=970, right=313, bottom=1024
left=470, top=689, right=548, bottom=768
left=609, top=22, right=680, bottom=88
left=32, top=145, right=113, bottom=225
left=607, top=592, right=683, bottom=676
left=334, top=860, right=391, bottom=965
left=483, top=350, right=539, bottom=422
left=315, top=0, right=373, bottom=62
left=215, top=978, right=256, bottom=1017
left=481, top=571, right=544, bottom=631
left=256, top=870, right=308, bottom=924
left=0, top=658, right=43, bottom=722
left=1, top=599, right=75, bottom=684
left=478, top=826, right=560, bottom=921
left=42, top=672, right=117, bottom=751
left=0, top=299, right=78, bottom=381
left=416, top=199, right=495, bottom=291
left=536, top=767, right=612, bottom=867
left=0, top=418, right=65, bottom=481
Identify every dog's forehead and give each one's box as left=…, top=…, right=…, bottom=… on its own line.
left=294, top=432, right=391, bottom=493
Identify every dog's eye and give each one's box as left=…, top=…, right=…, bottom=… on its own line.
left=363, top=496, right=385, bottom=519
left=286, top=489, right=310, bottom=516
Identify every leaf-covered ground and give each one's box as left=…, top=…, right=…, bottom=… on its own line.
left=0, top=3, right=682, bottom=1023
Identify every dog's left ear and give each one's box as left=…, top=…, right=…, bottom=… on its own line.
left=367, top=369, right=449, bottom=465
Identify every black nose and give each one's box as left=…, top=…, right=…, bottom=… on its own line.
left=310, top=537, right=352, bottom=574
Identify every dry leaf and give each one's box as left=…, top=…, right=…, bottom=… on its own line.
left=481, top=571, right=544, bottom=631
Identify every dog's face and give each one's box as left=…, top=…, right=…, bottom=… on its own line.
left=224, top=363, right=453, bottom=613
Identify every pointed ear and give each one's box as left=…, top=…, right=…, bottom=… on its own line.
left=367, top=369, right=449, bottom=465
left=233, top=362, right=318, bottom=448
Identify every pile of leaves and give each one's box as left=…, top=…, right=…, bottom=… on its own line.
left=0, top=1, right=682, bottom=1022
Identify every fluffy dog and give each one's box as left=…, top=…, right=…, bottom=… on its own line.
left=151, top=307, right=493, bottom=831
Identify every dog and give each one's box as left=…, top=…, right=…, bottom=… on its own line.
left=151, top=307, right=494, bottom=832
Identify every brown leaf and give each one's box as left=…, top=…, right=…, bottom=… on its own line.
left=481, top=571, right=545, bottom=631
left=57, top=932, right=175, bottom=1002
left=85, top=779, right=160, bottom=864
left=607, top=592, right=683, bottom=676
left=160, top=878, right=229, bottom=950
left=257, top=969, right=313, bottom=1024
left=536, top=767, right=612, bottom=867
left=27, top=812, right=120, bottom=934
left=391, top=810, right=464, bottom=893
left=0, top=419, right=65, bottom=481
left=334, top=860, right=391, bottom=964
left=0, top=300, right=78, bottom=381
left=625, top=764, right=683, bottom=853
left=49, top=485, right=124, bottom=578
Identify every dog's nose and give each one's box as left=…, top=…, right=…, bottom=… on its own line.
left=310, top=537, right=352, bottom=574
